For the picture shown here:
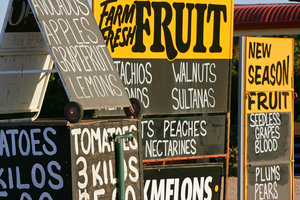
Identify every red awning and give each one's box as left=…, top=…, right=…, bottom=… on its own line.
left=234, top=4, right=300, bottom=30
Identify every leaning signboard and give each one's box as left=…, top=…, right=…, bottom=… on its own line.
left=238, top=36, right=294, bottom=200
left=93, top=0, right=234, bottom=115
left=27, top=0, right=130, bottom=110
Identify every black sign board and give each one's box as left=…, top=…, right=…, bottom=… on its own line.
left=27, top=0, right=130, bottom=109
left=97, top=58, right=231, bottom=116
left=70, top=119, right=141, bottom=200
left=0, top=119, right=142, bottom=200
left=247, top=112, right=291, bottom=163
left=247, top=163, right=291, bottom=200
left=0, top=125, right=72, bottom=199
left=0, top=0, right=46, bottom=51
left=5, top=0, right=39, bottom=33
left=143, top=164, right=222, bottom=200
left=140, top=115, right=226, bottom=160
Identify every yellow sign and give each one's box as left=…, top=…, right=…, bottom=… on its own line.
left=245, top=37, right=294, bottom=113
left=246, top=91, right=293, bottom=113
left=93, top=0, right=234, bottom=60
left=245, top=37, right=294, bottom=91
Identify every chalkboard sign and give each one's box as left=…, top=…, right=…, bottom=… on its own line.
left=0, top=119, right=142, bottom=200
left=140, top=115, right=226, bottom=160
left=0, top=125, right=72, bottom=199
left=247, top=163, right=291, bottom=200
left=27, top=0, right=130, bottom=109
left=97, top=59, right=231, bottom=116
left=70, top=119, right=141, bottom=200
left=143, top=164, right=222, bottom=200
left=247, top=112, right=291, bottom=163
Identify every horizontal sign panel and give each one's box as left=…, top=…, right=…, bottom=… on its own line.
left=97, top=58, right=231, bottom=115
left=70, top=119, right=141, bottom=200
left=140, top=115, right=226, bottom=160
left=246, top=112, right=291, bottom=163
left=247, top=163, right=291, bottom=200
left=245, top=37, right=293, bottom=91
left=93, top=0, right=234, bottom=60
left=143, top=164, right=222, bottom=200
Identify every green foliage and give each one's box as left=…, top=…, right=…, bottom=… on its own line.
left=293, top=35, right=300, bottom=120
left=230, top=38, right=240, bottom=125
left=228, top=146, right=238, bottom=177
left=39, top=73, right=68, bottom=118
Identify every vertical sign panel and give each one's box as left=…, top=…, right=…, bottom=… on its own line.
left=93, top=0, right=234, bottom=115
left=70, top=119, right=141, bottom=200
left=241, top=37, right=294, bottom=200
left=27, top=0, right=130, bottom=109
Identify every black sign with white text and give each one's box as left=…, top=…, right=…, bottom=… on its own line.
left=70, top=119, right=141, bottom=200
left=247, top=112, right=291, bottom=163
left=96, top=58, right=231, bottom=116
left=140, top=115, right=226, bottom=160
left=27, top=0, right=130, bottom=109
left=0, top=119, right=142, bottom=200
left=143, top=164, right=222, bottom=200
left=0, top=125, right=72, bottom=199
left=247, top=163, right=291, bottom=200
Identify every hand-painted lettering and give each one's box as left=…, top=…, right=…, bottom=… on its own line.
left=247, top=56, right=289, bottom=86
left=99, top=1, right=228, bottom=60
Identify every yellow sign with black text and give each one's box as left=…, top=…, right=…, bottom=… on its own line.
left=245, top=37, right=294, bottom=113
left=93, top=0, right=234, bottom=60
